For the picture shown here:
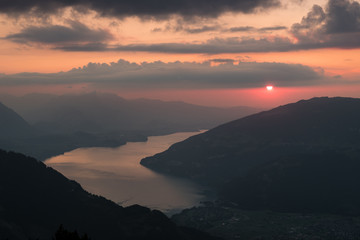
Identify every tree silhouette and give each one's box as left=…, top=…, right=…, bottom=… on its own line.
left=53, top=224, right=90, bottom=240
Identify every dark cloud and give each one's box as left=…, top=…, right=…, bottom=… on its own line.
left=97, top=0, right=360, bottom=53
left=184, top=25, right=220, bottom=34
left=53, top=42, right=109, bottom=51
left=5, top=0, right=360, bottom=54
left=160, top=21, right=221, bottom=34
left=0, top=59, right=323, bottom=89
left=154, top=23, right=285, bottom=34
left=259, top=25, right=287, bottom=31
left=54, top=37, right=296, bottom=53
left=4, top=21, right=113, bottom=45
left=228, top=26, right=287, bottom=32
left=0, top=0, right=280, bottom=19
left=228, top=25, right=287, bottom=32
left=210, top=59, right=236, bottom=63
left=325, top=0, right=360, bottom=33
left=290, top=0, right=360, bottom=46
left=290, top=4, right=326, bottom=43
left=228, top=26, right=256, bottom=32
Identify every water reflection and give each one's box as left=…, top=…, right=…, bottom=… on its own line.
left=45, top=131, right=206, bottom=214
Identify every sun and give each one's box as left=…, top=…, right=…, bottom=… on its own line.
left=266, top=85, right=273, bottom=91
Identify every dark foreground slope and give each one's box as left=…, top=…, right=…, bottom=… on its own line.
left=0, top=149, right=218, bottom=240
left=141, top=97, right=360, bottom=215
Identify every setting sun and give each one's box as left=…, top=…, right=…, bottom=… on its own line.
left=266, top=85, right=274, bottom=91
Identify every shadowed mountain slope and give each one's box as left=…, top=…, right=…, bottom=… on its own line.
left=221, top=151, right=360, bottom=215
left=141, top=97, right=360, bottom=215
left=0, top=149, right=219, bottom=240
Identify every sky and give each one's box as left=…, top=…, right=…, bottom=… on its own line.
left=0, top=0, right=360, bottom=108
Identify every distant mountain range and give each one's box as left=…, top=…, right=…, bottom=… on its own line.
left=141, top=97, right=360, bottom=215
left=0, top=149, right=219, bottom=240
left=0, top=101, right=136, bottom=160
left=0, top=93, right=260, bottom=160
left=0, top=92, right=260, bottom=135
left=0, top=102, right=33, bottom=138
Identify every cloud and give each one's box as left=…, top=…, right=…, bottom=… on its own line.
left=4, top=0, right=359, bottom=54
left=183, top=25, right=221, bottom=34
left=159, top=20, right=222, bottom=34
left=51, top=0, right=360, bottom=53
left=228, top=26, right=256, bottom=32
left=0, top=59, right=323, bottom=90
left=54, top=36, right=296, bottom=53
left=152, top=28, right=163, bottom=33
left=325, top=0, right=360, bottom=33
left=228, top=25, right=287, bottom=32
left=290, top=0, right=360, bottom=47
left=0, top=0, right=281, bottom=19
left=290, top=4, right=326, bottom=43
left=209, top=59, right=236, bottom=63
left=165, top=24, right=287, bottom=34
left=136, top=0, right=360, bottom=52
left=259, top=25, right=287, bottom=31
left=4, top=21, right=113, bottom=45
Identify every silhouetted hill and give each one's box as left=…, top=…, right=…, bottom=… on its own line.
left=0, top=102, right=33, bottom=138
left=141, top=97, right=360, bottom=215
left=221, top=151, right=360, bottom=215
left=0, top=92, right=260, bottom=135
left=0, top=149, right=219, bottom=240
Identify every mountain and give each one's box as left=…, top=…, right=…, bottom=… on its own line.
left=0, top=100, right=146, bottom=160
left=141, top=97, right=360, bottom=215
left=221, top=151, right=360, bottom=215
left=0, top=102, right=33, bottom=138
left=0, top=92, right=260, bottom=135
left=0, top=93, right=259, bottom=160
left=0, top=149, right=219, bottom=240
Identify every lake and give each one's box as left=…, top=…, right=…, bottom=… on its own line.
left=45, top=131, right=206, bottom=215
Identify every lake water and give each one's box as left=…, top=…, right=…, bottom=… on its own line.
left=45, top=131, right=206, bottom=215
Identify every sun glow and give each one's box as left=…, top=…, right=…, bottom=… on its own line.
left=266, top=85, right=273, bottom=91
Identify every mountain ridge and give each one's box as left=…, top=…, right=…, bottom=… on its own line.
left=0, top=92, right=261, bottom=134
left=141, top=97, right=360, bottom=215
left=0, top=102, right=33, bottom=138
left=0, top=93, right=260, bottom=160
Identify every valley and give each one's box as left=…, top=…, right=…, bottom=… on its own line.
left=2, top=96, right=360, bottom=240
left=45, top=131, right=209, bottom=215
left=2, top=0, right=360, bottom=239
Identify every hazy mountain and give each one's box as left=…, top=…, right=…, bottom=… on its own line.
left=141, top=97, right=360, bottom=215
left=0, top=99, right=147, bottom=160
left=0, top=149, right=219, bottom=240
left=0, top=92, right=260, bottom=135
left=0, top=102, right=33, bottom=138
left=0, top=131, right=143, bottom=161
left=0, top=93, right=259, bottom=160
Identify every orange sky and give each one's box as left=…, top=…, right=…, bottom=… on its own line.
left=0, top=0, right=360, bottom=108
